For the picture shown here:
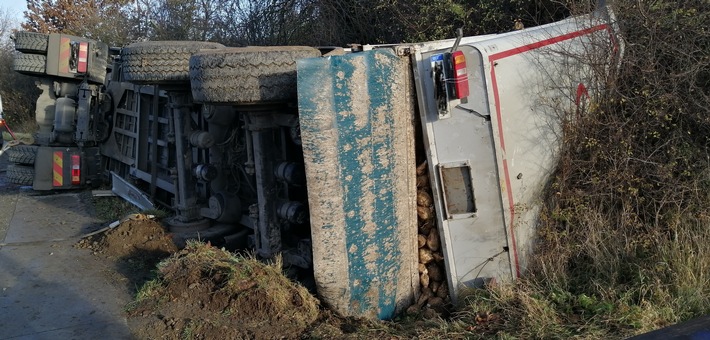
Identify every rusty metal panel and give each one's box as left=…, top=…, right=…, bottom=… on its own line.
left=297, top=50, right=418, bottom=320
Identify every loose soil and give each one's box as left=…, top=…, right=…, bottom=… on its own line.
left=125, top=242, right=320, bottom=340
left=76, top=217, right=178, bottom=259
left=76, top=218, right=334, bottom=339
left=76, top=216, right=178, bottom=292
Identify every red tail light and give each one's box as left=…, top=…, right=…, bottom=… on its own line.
left=452, top=51, right=469, bottom=99
left=71, top=154, right=81, bottom=185
left=78, top=42, right=88, bottom=73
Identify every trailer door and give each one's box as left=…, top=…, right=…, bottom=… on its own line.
left=413, top=45, right=512, bottom=303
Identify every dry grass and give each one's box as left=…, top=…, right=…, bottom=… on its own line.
left=129, top=241, right=320, bottom=339
left=436, top=1, right=710, bottom=338
left=2, top=131, right=34, bottom=144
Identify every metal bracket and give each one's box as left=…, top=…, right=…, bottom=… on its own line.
left=450, top=28, right=464, bottom=53
left=111, top=171, right=154, bottom=211
left=395, top=45, right=413, bottom=56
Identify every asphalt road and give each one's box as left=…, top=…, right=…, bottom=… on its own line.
left=0, top=152, right=133, bottom=339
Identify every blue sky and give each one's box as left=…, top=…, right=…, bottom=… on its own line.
left=0, top=0, right=26, bottom=22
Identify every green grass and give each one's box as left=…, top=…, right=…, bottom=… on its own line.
left=128, top=242, right=321, bottom=338
left=125, top=278, right=165, bottom=312
left=91, top=191, right=171, bottom=224
left=2, top=131, right=34, bottom=144
left=92, top=196, right=140, bottom=222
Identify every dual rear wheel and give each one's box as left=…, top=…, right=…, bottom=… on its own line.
left=13, top=32, right=48, bottom=76
left=5, top=145, right=38, bottom=186
left=119, top=41, right=320, bottom=104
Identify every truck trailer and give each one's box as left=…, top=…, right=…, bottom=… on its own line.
left=7, top=5, right=621, bottom=319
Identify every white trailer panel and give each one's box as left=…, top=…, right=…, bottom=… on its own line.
left=411, top=9, right=621, bottom=302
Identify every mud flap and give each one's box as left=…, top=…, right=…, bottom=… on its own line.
left=297, top=50, right=418, bottom=319
left=33, top=146, right=101, bottom=190
left=33, top=147, right=54, bottom=190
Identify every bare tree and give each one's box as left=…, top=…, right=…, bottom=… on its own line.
left=22, top=0, right=133, bottom=46
left=0, top=7, right=41, bottom=130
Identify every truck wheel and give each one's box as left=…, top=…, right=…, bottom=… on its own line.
left=189, top=46, right=321, bottom=104
left=13, top=32, right=49, bottom=54
left=6, top=164, right=34, bottom=186
left=7, top=145, right=38, bottom=165
left=121, top=41, right=225, bottom=84
left=14, top=54, right=46, bottom=75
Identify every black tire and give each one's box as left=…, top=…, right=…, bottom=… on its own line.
left=6, top=164, right=34, bottom=186
left=14, top=54, right=46, bottom=75
left=121, top=41, right=225, bottom=84
left=189, top=46, right=321, bottom=104
left=13, top=32, right=49, bottom=54
left=7, top=145, right=38, bottom=165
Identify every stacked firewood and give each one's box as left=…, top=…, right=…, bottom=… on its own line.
left=408, top=161, right=450, bottom=316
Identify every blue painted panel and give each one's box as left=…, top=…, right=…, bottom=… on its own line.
left=298, top=50, right=417, bottom=320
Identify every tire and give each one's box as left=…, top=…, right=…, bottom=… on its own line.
left=7, top=145, right=38, bottom=165
left=121, top=41, right=225, bottom=84
left=189, top=46, right=321, bottom=104
left=14, top=53, right=46, bottom=75
left=13, top=32, right=49, bottom=54
left=6, top=164, right=34, bottom=186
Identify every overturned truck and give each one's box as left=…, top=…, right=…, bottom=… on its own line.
left=8, top=6, right=621, bottom=319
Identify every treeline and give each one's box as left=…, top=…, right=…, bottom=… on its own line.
left=0, top=0, right=574, bottom=128
left=0, top=9, right=39, bottom=129
left=21, top=0, right=572, bottom=47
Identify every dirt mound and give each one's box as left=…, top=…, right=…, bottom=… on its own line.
left=127, top=241, right=320, bottom=340
left=76, top=215, right=179, bottom=292
left=76, top=215, right=178, bottom=258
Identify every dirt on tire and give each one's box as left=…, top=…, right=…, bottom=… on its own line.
left=189, top=46, right=321, bottom=104
left=126, top=242, right=320, bottom=340
left=121, top=41, right=225, bottom=84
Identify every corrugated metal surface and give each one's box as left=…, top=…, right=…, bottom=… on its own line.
left=297, top=50, right=418, bottom=320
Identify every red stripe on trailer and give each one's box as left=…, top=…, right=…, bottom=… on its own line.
left=489, top=24, right=609, bottom=61
left=488, top=23, right=610, bottom=278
